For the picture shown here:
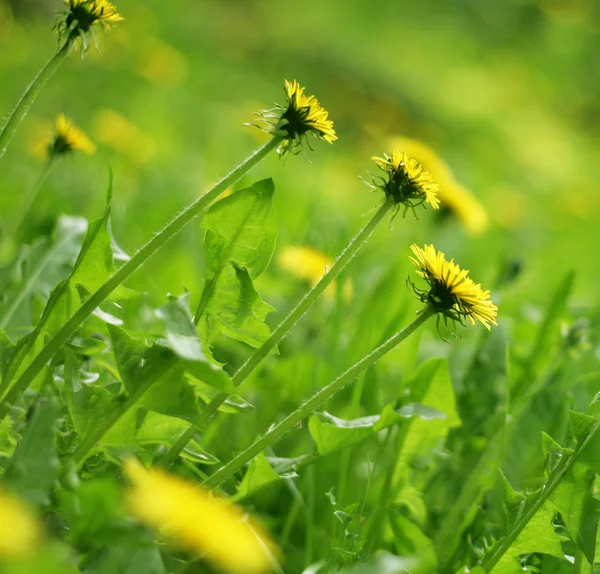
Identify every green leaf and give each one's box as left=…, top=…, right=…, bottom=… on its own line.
left=309, top=404, right=444, bottom=456
left=3, top=397, right=59, bottom=505
left=234, top=452, right=283, bottom=499
left=84, top=546, right=165, bottom=574
left=206, top=263, right=274, bottom=347
left=203, top=178, right=277, bottom=279
left=398, top=358, right=461, bottom=462
left=1, top=199, right=129, bottom=394
left=157, top=294, right=235, bottom=392
left=389, top=511, right=437, bottom=573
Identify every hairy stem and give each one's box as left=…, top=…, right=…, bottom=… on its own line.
left=202, top=307, right=434, bottom=489
left=0, top=136, right=281, bottom=422
left=0, top=39, right=73, bottom=162
left=158, top=199, right=394, bottom=467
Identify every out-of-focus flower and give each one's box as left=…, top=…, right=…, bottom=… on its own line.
left=278, top=245, right=352, bottom=301
left=124, top=460, right=276, bottom=573
left=58, top=0, right=123, bottom=50
left=370, top=150, right=440, bottom=214
left=28, top=114, right=96, bottom=161
left=92, top=109, right=156, bottom=164
left=253, top=80, right=336, bottom=157
left=409, top=244, right=497, bottom=330
left=389, top=137, right=488, bottom=235
left=49, top=113, right=96, bottom=158
left=136, top=38, right=188, bottom=88
left=0, top=488, right=41, bottom=557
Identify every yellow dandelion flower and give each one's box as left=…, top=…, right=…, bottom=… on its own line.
left=370, top=150, right=440, bottom=214
left=278, top=245, right=352, bottom=301
left=48, top=113, right=96, bottom=158
left=409, top=244, right=497, bottom=330
left=124, top=460, right=276, bottom=573
left=59, top=0, right=123, bottom=48
left=254, top=80, right=336, bottom=156
left=389, top=137, right=488, bottom=234
left=0, top=488, right=42, bottom=557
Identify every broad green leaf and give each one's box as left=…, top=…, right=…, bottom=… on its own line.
left=206, top=263, right=274, bottom=347
left=203, top=178, right=277, bottom=279
left=135, top=413, right=219, bottom=464
left=235, top=452, right=283, bottom=500
left=388, top=511, right=437, bottom=573
left=1, top=198, right=129, bottom=394
left=3, top=397, right=59, bottom=505
left=398, top=358, right=461, bottom=463
left=157, top=294, right=235, bottom=392
left=309, top=404, right=444, bottom=456
left=0, top=215, right=86, bottom=333
left=491, top=504, right=566, bottom=573
left=1, top=542, right=80, bottom=574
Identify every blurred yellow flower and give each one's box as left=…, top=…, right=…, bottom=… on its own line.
left=371, top=150, right=440, bottom=213
left=124, top=460, right=276, bottom=573
left=92, top=109, right=156, bottom=164
left=389, top=137, right=488, bottom=235
left=0, top=488, right=41, bottom=557
left=49, top=113, right=96, bottom=158
left=254, top=80, right=336, bottom=156
left=59, top=0, right=123, bottom=50
left=278, top=245, right=352, bottom=301
left=409, top=244, right=497, bottom=330
left=137, top=38, right=188, bottom=88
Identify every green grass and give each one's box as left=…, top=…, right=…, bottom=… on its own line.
left=1, top=1, right=600, bottom=573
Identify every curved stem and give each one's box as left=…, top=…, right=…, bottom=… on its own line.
left=0, top=136, right=281, bottom=423
left=202, top=307, right=434, bottom=489
left=481, top=420, right=600, bottom=572
left=158, top=199, right=394, bottom=467
left=0, top=39, right=73, bottom=163
left=1, top=160, right=54, bottom=250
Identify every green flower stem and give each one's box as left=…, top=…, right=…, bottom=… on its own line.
left=1, top=160, right=54, bottom=251
left=0, top=136, right=282, bottom=423
left=202, top=307, right=434, bottom=490
left=158, top=199, right=394, bottom=467
left=0, top=39, right=73, bottom=163
left=480, top=420, right=600, bottom=573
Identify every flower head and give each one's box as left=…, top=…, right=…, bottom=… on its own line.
left=389, top=137, right=488, bottom=234
left=409, top=244, right=497, bottom=330
left=58, top=0, right=123, bottom=49
left=254, top=80, right=336, bottom=157
left=48, top=114, right=96, bottom=159
left=124, top=460, right=276, bottom=573
left=0, top=488, right=41, bottom=557
left=369, top=150, right=440, bottom=215
left=278, top=245, right=352, bottom=300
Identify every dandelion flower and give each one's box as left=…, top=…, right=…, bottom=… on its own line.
left=59, top=0, right=123, bottom=48
left=124, top=460, right=276, bottom=573
left=370, top=150, right=440, bottom=215
left=390, top=137, right=488, bottom=234
left=0, top=489, right=41, bottom=557
left=409, top=244, right=497, bottom=330
left=254, top=80, right=336, bottom=156
left=48, top=113, right=96, bottom=158
left=278, top=245, right=352, bottom=300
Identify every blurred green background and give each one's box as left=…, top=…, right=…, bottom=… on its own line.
left=2, top=2, right=600, bottom=569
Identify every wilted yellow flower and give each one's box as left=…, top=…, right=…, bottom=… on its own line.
left=278, top=245, right=352, bottom=300
left=47, top=113, right=96, bottom=158
left=59, top=0, right=123, bottom=48
left=370, top=150, right=440, bottom=215
left=390, top=137, right=488, bottom=235
left=409, top=244, right=497, bottom=330
left=0, top=488, right=41, bottom=557
left=124, top=460, right=276, bottom=573
left=254, top=80, right=336, bottom=156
